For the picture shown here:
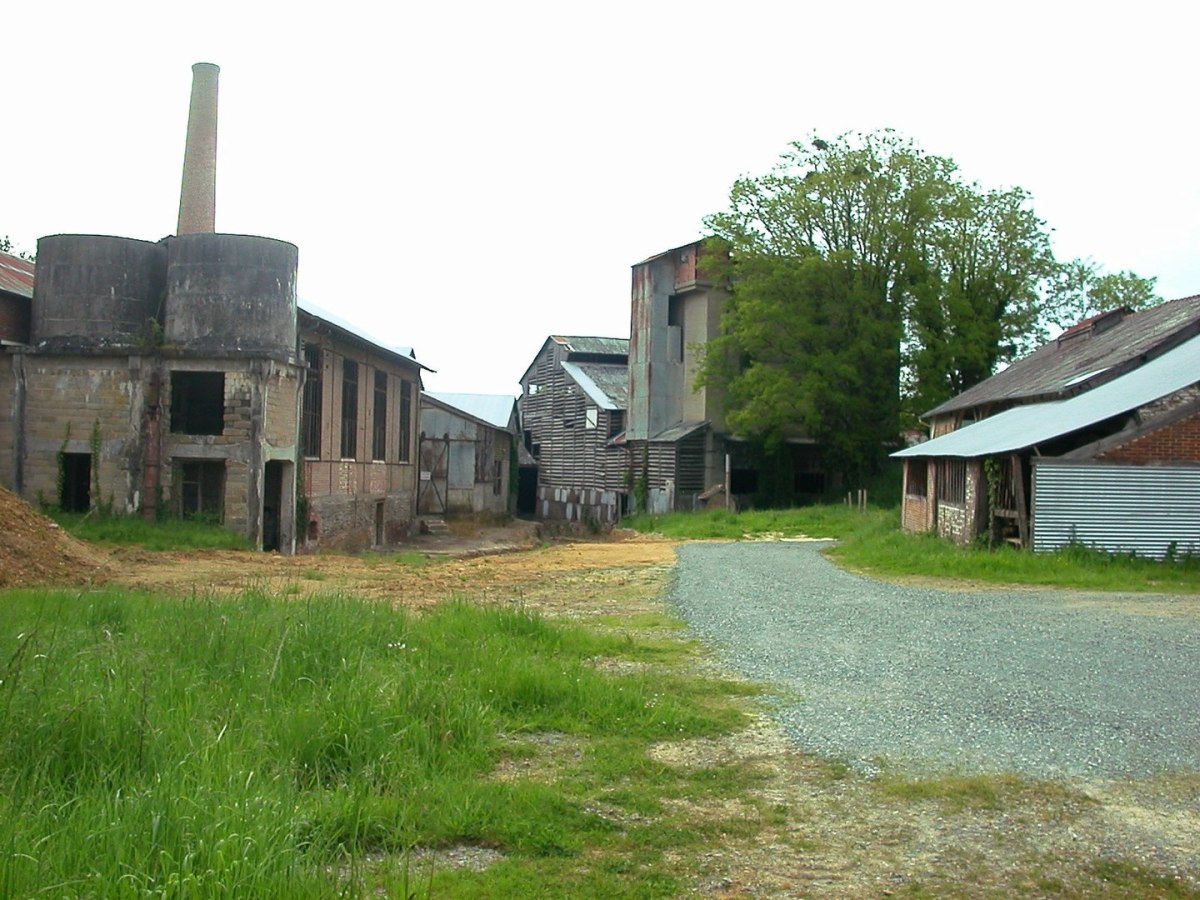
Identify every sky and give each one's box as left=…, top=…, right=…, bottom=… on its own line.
left=5, top=2, right=1198, bottom=395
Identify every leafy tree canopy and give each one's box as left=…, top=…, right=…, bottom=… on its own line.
left=700, top=130, right=1158, bottom=481
left=0, top=235, right=35, bottom=261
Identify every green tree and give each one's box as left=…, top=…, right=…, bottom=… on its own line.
left=0, top=235, right=35, bottom=261
left=701, top=130, right=1153, bottom=480
left=1043, top=258, right=1160, bottom=330
left=904, top=182, right=1058, bottom=413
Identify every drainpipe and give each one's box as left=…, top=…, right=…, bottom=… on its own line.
left=142, top=368, right=162, bottom=521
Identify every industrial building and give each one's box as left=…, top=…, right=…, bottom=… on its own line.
left=0, top=63, right=427, bottom=553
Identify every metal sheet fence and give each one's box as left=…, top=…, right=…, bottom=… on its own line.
left=1032, top=461, right=1200, bottom=559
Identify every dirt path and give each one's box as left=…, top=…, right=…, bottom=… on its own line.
left=111, top=531, right=679, bottom=616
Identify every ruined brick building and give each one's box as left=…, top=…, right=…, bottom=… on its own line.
left=0, top=64, right=424, bottom=553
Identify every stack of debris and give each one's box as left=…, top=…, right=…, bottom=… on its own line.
left=0, top=487, right=111, bottom=588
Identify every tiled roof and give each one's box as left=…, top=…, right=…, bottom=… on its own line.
left=562, top=360, right=628, bottom=409
left=0, top=251, right=34, bottom=300
left=926, top=294, right=1200, bottom=418
left=551, top=335, right=629, bottom=358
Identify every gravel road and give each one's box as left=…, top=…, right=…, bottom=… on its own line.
left=669, top=541, right=1200, bottom=779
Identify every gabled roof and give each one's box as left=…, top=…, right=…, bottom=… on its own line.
left=520, top=334, right=628, bottom=385
left=298, top=299, right=432, bottom=372
left=0, top=251, right=34, bottom=300
left=926, top=294, right=1200, bottom=418
left=423, top=391, right=517, bottom=431
left=895, top=333, right=1200, bottom=458
left=561, top=360, right=628, bottom=410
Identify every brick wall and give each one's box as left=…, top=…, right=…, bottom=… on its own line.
left=901, top=495, right=932, bottom=533
left=1099, top=410, right=1200, bottom=464
left=537, top=485, right=621, bottom=524
left=306, top=491, right=416, bottom=552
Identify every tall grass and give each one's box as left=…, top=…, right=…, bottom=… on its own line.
left=623, top=505, right=1200, bottom=592
left=622, top=504, right=885, bottom=541
left=0, top=587, right=744, bottom=896
left=51, top=511, right=252, bottom=550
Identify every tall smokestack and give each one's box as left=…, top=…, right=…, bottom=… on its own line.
left=177, top=62, right=219, bottom=235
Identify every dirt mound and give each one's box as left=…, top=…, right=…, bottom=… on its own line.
left=0, top=487, right=112, bottom=588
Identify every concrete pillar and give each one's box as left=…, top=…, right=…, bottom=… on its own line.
left=177, top=62, right=219, bottom=235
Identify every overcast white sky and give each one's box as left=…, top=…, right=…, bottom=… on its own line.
left=6, top=2, right=1197, bottom=394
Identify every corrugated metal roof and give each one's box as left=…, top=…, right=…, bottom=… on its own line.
left=632, top=238, right=705, bottom=267
left=0, top=251, right=34, bottom=300
left=551, top=335, right=629, bottom=357
left=926, top=294, right=1200, bottom=417
left=561, top=360, right=628, bottom=409
left=424, top=392, right=516, bottom=430
left=298, top=298, right=433, bottom=372
left=650, top=421, right=708, bottom=442
left=894, top=333, right=1200, bottom=458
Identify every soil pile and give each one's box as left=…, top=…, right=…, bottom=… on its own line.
left=0, top=487, right=111, bottom=588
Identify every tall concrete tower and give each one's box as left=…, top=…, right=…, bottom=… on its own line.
left=177, top=62, right=220, bottom=235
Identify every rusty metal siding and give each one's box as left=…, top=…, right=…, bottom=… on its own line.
left=1032, top=460, right=1200, bottom=558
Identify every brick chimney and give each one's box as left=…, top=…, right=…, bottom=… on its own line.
left=177, top=62, right=219, bottom=235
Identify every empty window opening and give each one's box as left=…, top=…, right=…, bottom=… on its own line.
left=372, top=370, right=388, bottom=461
left=398, top=380, right=413, bottom=463
left=906, top=459, right=929, bottom=498
left=667, top=296, right=685, bottom=363
left=607, top=410, right=624, bottom=439
left=340, top=359, right=359, bottom=459
left=375, top=500, right=385, bottom=546
left=177, top=460, right=225, bottom=521
left=171, top=372, right=225, bottom=435
left=60, top=452, right=91, bottom=512
left=263, top=460, right=286, bottom=553
left=302, top=344, right=323, bottom=457
left=938, top=459, right=967, bottom=505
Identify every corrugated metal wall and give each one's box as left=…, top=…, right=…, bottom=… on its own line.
left=1032, top=461, right=1200, bottom=558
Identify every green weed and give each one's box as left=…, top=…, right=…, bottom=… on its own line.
left=51, top=511, right=252, bottom=551
left=623, top=504, right=1200, bottom=592
left=0, top=587, right=749, bottom=896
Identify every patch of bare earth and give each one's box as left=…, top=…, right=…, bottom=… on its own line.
left=70, top=527, right=1200, bottom=895
left=0, top=486, right=112, bottom=588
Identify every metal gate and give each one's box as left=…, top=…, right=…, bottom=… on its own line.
left=418, top=432, right=449, bottom=515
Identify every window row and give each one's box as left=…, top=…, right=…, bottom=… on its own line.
left=301, top=345, right=414, bottom=463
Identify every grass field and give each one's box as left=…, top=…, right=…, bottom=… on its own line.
left=51, top=510, right=253, bottom=551
left=623, top=506, right=1200, bottom=593
left=6, top=508, right=1198, bottom=895
left=0, top=586, right=755, bottom=897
